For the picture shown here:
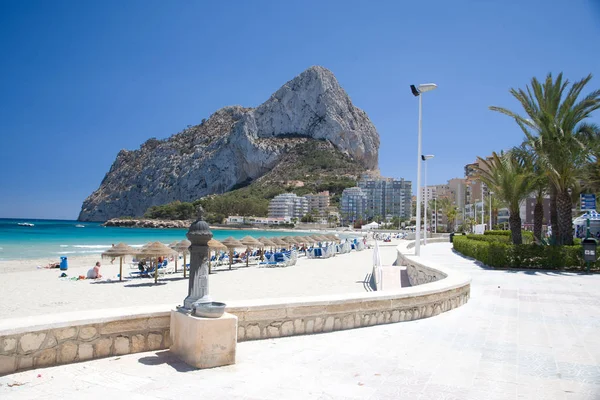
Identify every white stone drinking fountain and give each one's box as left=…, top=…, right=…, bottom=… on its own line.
left=170, top=206, right=237, bottom=369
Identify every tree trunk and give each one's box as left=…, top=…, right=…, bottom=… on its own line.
left=557, top=189, right=574, bottom=246
left=509, top=211, right=523, bottom=245
left=550, top=186, right=559, bottom=245
left=533, top=200, right=544, bottom=243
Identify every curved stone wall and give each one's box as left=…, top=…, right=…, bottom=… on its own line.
left=399, top=238, right=452, bottom=286
left=0, top=240, right=470, bottom=375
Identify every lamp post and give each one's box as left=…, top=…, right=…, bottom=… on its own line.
left=481, top=183, right=485, bottom=227
left=411, top=83, right=437, bottom=256
left=422, top=154, right=435, bottom=244
left=434, top=197, right=437, bottom=234
left=489, top=191, right=493, bottom=229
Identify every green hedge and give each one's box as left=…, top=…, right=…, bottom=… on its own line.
left=466, top=234, right=510, bottom=243
left=483, top=230, right=534, bottom=244
left=453, top=235, right=596, bottom=271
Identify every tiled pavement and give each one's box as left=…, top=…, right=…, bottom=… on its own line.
left=2, top=243, right=599, bottom=399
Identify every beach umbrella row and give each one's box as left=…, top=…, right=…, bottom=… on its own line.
left=101, top=233, right=342, bottom=282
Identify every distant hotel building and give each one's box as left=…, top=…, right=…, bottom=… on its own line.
left=304, top=191, right=330, bottom=216
left=268, top=193, right=308, bottom=220
left=340, top=187, right=367, bottom=224
left=358, top=175, right=412, bottom=220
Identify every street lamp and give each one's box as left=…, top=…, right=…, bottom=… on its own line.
left=422, top=154, right=435, bottom=245
left=489, top=191, right=493, bottom=229
left=411, top=83, right=438, bottom=256
left=434, top=197, right=437, bottom=234
left=481, top=183, right=485, bottom=227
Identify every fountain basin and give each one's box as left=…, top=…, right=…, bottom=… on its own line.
left=193, top=301, right=226, bottom=318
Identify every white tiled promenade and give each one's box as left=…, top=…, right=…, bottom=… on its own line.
left=2, top=243, right=600, bottom=400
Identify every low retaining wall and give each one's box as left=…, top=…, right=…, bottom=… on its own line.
left=0, top=241, right=470, bottom=375
left=230, top=286, right=468, bottom=342
left=0, top=307, right=171, bottom=375
left=401, top=238, right=451, bottom=286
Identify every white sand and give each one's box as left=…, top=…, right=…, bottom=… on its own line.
left=0, top=240, right=401, bottom=319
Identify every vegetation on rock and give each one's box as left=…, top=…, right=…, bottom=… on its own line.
left=141, top=139, right=365, bottom=224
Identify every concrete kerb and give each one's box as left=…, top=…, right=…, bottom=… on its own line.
left=0, top=241, right=471, bottom=375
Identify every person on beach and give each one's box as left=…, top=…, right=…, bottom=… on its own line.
left=86, top=261, right=102, bottom=279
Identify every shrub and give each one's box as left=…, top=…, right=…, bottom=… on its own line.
left=453, top=235, right=597, bottom=270
left=466, top=234, right=510, bottom=243
left=483, top=230, right=534, bottom=244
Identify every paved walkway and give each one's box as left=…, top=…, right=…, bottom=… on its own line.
left=2, top=243, right=600, bottom=400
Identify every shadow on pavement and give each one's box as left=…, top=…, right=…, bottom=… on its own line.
left=138, top=350, right=196, bottom=373
left=124, top=282, right=168, bottom=288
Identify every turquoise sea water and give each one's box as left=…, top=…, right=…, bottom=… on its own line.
left=0, top=218, right=316, bottom=261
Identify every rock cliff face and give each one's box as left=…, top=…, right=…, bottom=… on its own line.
left=78, top=66, right=380, bottom=222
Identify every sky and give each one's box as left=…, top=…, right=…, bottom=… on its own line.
left=1, top=0, right=600, bottom=220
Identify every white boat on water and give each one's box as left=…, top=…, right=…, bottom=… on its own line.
left=75, top=224, right=85, bottom=228
left=17, top=222, right=34, bottom=227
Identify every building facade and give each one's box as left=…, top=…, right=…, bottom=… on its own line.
left=358, top=176, right=412, bottom=220
left=267, top=193, right=308, bottom=220
left=340, top=187, right=368, bottom=224
left=303, top=191, right=330, bottom=216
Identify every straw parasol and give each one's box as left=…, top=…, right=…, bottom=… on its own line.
left=221, top=237, right=244, bottom=270
left=239, top=236, right=263, bottom=267
left=258, top=236, right=276, bottom=247
left=257, top=237, right=276, bottom=260
left=174, top=239, right=191, bottom=277
left=207, top=238, right=227, bottom=273
left=298, top=235, right=314, bottom=245
left=136, top=242, right=178, bottom=283
left=324, top=233, right=340, bottom=242
left=271, top=237, right=288, bottom=249
left=101, top=243, right=136, bottom=282
left=281, top=236, right=297, bottom=246
left=292, top=236, right=306, bottom=245
left=286, top=236, right=303, bottom=247
left=310, top=234, right=325, bottom=242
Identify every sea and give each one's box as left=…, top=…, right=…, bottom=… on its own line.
left=0, top=218, right=333, bottom=261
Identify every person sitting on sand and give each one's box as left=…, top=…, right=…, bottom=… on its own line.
left=86, top=261, right=102, bottom=279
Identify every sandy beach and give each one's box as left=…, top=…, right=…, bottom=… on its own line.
left=0, top=240, right=401, bottom=320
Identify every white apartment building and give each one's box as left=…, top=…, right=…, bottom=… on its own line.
left=268, top=193, right=308, bottom=219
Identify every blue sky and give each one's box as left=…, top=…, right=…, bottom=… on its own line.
left=1, top=0, right=599, bottom=219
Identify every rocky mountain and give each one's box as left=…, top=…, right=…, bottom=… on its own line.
left=78, top=66, right=380, bottom=221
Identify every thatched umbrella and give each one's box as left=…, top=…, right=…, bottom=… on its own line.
left=239, top=236, right=263, bottom=267
left=258, top=236, right=276, bottom=247
left=325, top=233, right=340, bottom=242
left=310, top=234, right=324, bottom=243
left=271, top=237, right=288, bottom=250
left=101, top=243, right=136, bottom=282
left=207, top=238, right=227, bottom=273
left=221, top=237, right=244, bottom=270
left=257, top=237, right=276, bottom=260
left=174, top=239, right=191, bottom=278
left=291, top=236, right=306, bottom=245
left=297, top=235, right=314, bottom=245
left=136, top=242, right=178, bottom=283
left=281, top=236, right=297, bottom=246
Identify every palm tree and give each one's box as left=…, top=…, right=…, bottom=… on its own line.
left=512, top=145, right=548, bottom=243
left=475, top=151, right=533, bottom=244
left=579, top=123, right=600, bottom=194
left=490, top=73, right=600, bottom=245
